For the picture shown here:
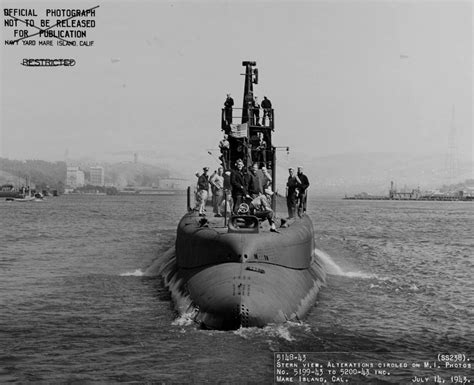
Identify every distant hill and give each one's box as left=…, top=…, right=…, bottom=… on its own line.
left=283, top=152, right=473, bottom=196
left=0, top=158, right=67, bottom=191
left=0, top=157, right=172, bottom=191
left=439, top=179, right=474, bottom=193
left=0, top=169, right=18, bottom=184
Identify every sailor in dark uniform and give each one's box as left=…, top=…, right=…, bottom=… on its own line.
left=247, top=163, right=263, bottom=198
left=224, top=94, right=234, bottom=125
left=197, top=167, right=210, bottom=216
left=230, top=159, right=249, bottom=214
left=261, top=96, right=272, bottom=126
left=286, top=167, right=298, bottom=219
left=296, top=166, right=310, bottom=216
left=252, top=131, right=267, bottom=165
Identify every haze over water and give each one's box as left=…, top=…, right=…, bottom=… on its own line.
left=1, top=195, right=471, bottom=383
left=2, top=2, right=472, bottom=170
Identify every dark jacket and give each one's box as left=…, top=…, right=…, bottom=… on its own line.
left=230, top=170, right=248, bottom=196
left=197, top=174, right=209, bottom=191
left=224, top=97, right=234, bottom=109
left=248, top=171, right=263, bottom=196
left=297, top=173, right=310, bottom=192
left=261, top=98, right=272, bottom=109
left=287, top=176, right=299, bottom=194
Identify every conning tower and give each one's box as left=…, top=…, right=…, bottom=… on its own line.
left=221, top=61, right=275, bottom=171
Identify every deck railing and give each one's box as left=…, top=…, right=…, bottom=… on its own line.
left=221, top=108, right=274, bottom=130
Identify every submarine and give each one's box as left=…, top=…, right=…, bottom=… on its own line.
left=161, top=61, right=326, bottom=330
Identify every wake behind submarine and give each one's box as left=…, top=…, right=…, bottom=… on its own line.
left=161, top=61, right=326, bottom=330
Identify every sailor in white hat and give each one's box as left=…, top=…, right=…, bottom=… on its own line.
left=196, top=167, right=210, bottom=216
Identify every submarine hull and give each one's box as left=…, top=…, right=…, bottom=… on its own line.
left=162, top=211, right=325, bottom=330
left=188, top=261, right=325, bottom=329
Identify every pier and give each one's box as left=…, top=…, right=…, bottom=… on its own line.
left=344, top=181, right=473, bottom=201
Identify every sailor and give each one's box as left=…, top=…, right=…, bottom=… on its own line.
left=224, top=94, right=234, bottom=125
left=261, top=96, right=272, bottom=126
left=197, top=167, right=210, bottom=216
left=210, top=170, right=218, bottom=214
left=260, top=165, right=272, bottom=190
left=222, top=170, right=233, bottom=216
left=219, top=134, right=230, bottom=169
left=247, top=163, right=264, bottom=198
left=296, top=166, right=310, bottom=216
left=193, top=172, right=201, bottom=210
left=252, top=131, right=267, bottom=165
left=250, top=194, right=278, bottom=233
left=230, top=159, right=249, bottom=214
left=264, top=186, right=274, bottom=202
left=252, top=96, right=260, bottom=126
left=210, top=167, right=224, bottom=217
left=286, top=167, right=298, bottom=219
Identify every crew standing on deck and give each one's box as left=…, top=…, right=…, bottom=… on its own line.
left=286, top=167, right=298, bottom=219
left=296, top=166, right=310, bottom=216
left=247, top=163, right=264, bottom=198
left=260, top=165, right=272, bottom=191
left=224, top=94, right=234, bottom=125
left=209, top=169, right=218, bottom=214
left=261, top=96, right=272, bottom=126
left=219, top=134, right=230, bottom=169
left=252, top=131, right=267, bottom=165
left=252, top=96, right=260, bottom=126
left=210, top=167, right=224, bottom=217
left=230, top=159, right=249, bottom=214
left=222, top=170, right=232, bottom=216
left=197, top=167, right=210, bottom=216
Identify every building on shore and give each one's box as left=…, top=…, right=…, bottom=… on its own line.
left=66, top=167, right=85, bottom=191
left=90, top=166, right=105, bottom=186
left=389, top=181, right=422, bottom=200
left=158, top=177, right=188, bottom=190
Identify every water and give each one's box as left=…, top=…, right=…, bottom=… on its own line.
left=1, top=195, right=472, bottom=383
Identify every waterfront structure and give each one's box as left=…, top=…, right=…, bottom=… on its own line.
left=66, top=167, right=85, bottom=189
left=389, top=181, right=422, bottom=200
left=90, top=166, right=105, bottom=186
left=344, top=180, right=473, bottom=201
left=158, top=177, right=188, bottom=190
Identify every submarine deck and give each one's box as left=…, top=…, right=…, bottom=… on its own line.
left=184, top=211, right=298, bottom=234
left=176, top=210, right=315, bottom=270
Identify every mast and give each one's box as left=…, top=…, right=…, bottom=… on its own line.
left=221, top=61, right=275, bottom=175
left=241, top=61, right=257, bottom=124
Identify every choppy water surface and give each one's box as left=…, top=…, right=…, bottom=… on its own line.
left=1, top=195, right=472, bottom=383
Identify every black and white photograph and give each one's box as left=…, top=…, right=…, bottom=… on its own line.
left=1, top=1, right=472, bottom=383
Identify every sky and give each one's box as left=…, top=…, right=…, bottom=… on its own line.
left=1, top=0, right=472, bottom=170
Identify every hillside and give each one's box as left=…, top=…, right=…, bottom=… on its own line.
left=0, top=158, right=67, bottom=191
left=0, top=158, right=171, bottom=191
left=439, top=179, right=474, bottom=192
left=282, top=152, right=473, bottom=196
